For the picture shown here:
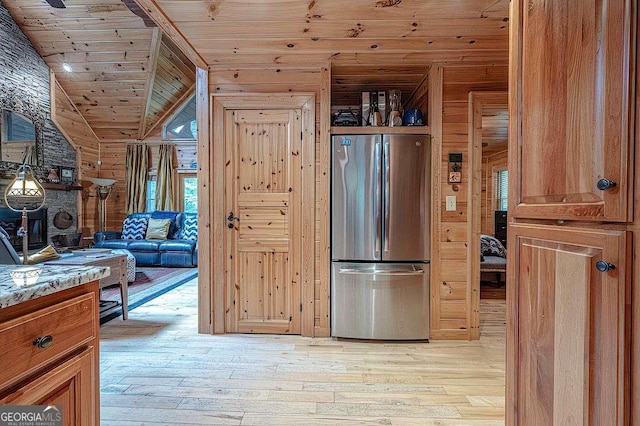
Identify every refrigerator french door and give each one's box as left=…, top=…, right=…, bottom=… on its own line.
left=331, top=134, right=430, bottom=340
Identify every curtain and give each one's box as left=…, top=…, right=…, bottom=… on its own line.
left=155, top=144, right=176, bottom=211
left=125, top=144, right=149, bottom=214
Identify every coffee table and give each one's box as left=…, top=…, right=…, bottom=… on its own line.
left=46, top=252, right=129, bottom=319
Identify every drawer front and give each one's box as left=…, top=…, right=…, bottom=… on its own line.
left=0, top=293, right=97, bottom=386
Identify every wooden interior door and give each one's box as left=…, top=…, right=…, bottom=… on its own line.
left=510, top=0, right=634, bottom=221
left=224, top=109, right=302, bottom=334
left=507, top=224, right=630, bottom=424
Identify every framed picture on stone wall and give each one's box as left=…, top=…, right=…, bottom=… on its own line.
left=58, top=166, right=74, bottom=184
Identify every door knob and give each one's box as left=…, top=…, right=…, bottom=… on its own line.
left=227, top=211, right=239, bottom=229
left=597, top=178, right=617, bottom=190
left=595, top=260, right=616, bottom=272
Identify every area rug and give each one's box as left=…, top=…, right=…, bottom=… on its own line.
left=100, top=266, right=198, bottom=323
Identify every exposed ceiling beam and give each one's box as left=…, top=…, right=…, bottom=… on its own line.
left=122, top=0, right=157, bottom=27
left=44, top=0, right=65, bottom=9
left=131, top=0, right=208, bottom=69
left=138, top=27, right=163, bottom=140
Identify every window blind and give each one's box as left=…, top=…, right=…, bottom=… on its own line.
left=495, top=169, right=508, bottom=211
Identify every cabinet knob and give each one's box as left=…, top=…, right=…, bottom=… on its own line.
left=595, top=261, right=616, bottom=273
left=33, top=335, right=53, bottom=349
left=597, top=178, right=617, bottom=190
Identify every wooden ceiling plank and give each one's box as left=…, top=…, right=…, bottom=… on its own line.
left=24, top=28, right=154, bottom=41
left=191, top=36, right=508, bottom=56
left=176, top=19, right=509, bottom=40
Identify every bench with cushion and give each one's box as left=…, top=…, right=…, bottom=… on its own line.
left=93, top=211, right=198, bottom=267
left=480, top=234, right=506, bottom=285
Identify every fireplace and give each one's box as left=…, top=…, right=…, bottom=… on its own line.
left=0, top=208, right=47, bottom=253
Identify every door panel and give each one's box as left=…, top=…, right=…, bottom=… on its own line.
left=331, top=135, right=381, bottom=261
left=511, top=0, right=634, bottom=221
left=383, top=134, right=429, bottom=261
left=508, top=224, right=629, bottom=424
left=225, top=109, right=301, bottom=334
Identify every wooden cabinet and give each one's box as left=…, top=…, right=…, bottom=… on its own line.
left=1, top=348, right=95, bottom=426
left=510, top=0, right=635, bottom=222
left=506, top=224, right=630, bottom=425
left=0, top=283, right=99, bottom=425
left=508, top=0, right=636, bottom=423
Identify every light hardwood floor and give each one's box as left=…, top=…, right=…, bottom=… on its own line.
left=100, top=279, right=506, bottom=425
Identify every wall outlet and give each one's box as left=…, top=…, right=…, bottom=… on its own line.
left=446, top=195, right=457, bottom=211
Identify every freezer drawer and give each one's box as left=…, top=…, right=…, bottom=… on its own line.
left=331, top=262, right=430, bottom=340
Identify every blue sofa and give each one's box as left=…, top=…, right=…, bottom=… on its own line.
left=94, top=211, right=197, bottom=267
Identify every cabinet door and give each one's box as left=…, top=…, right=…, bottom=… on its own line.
left=510, top=0, right=634, bottom=221
left=506, top=224, right=630, bottom=425
left=1, top=347, right=96, bottom=426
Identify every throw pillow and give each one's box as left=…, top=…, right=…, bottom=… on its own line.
left=145, top=218, right=172, bottom=240
left=26, top=245, right=60, bottom=264
left=480, top=234, right=506, bottom=258
left=180, top=214, right=198, bottom=240
left=151, top=211, right=179, bottom=238
left=121, top=216, right=149, bottom=240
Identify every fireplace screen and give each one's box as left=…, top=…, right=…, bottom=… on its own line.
left=0, top=207, right=47, bottom=253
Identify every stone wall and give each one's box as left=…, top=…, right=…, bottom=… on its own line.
left=0, top=1, right=79, bottom=248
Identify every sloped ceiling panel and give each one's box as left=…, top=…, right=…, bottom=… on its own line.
left=142, top=34, right=196, bottom=138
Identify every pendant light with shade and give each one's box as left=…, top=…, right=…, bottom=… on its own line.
left=4, top=164, right=46, bottom=264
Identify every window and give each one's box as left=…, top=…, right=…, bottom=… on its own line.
left=163, top=95, right=196, bottom=140
left=146, top=177, right=157, bottom=212
left=495, top=169, right=508, bottom=211
left=180, top=173, right=197, bottom=213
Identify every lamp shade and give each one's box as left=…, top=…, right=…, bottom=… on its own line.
left=88, top=178, right=116, bottom=187
left=4, top=164, right=46, bottom=212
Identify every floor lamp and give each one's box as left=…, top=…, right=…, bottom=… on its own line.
left=88, top=178, right=116, bottom=233
left=4, top=164, right=46, bottom=265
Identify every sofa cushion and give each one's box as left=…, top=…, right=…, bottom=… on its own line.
left=127, top=240, right=163, bottom=251
left=179, top=213, right=198, bottom=240
left=151, top=211, right=180, bottom=238
left=146, top=218, right=171, bottom=239
left=159, top=239, right=197, bottom=252
left=121, top=216, right=149, bottom=240
left=95, top=239, right=132, bottom=250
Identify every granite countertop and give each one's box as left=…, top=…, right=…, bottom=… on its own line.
left=0, top=264, right=110, bottom=309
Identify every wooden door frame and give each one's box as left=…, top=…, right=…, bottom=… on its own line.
left=209, top=93, right=316, bottom=336
left=468, top=91, right=508, bottom=339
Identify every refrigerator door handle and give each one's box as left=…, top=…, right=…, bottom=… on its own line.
left=338, top=268, right=424, bottom=276
left=383, top=141, right=390, bottom=252
left=375, top=141, right=382, bottom=258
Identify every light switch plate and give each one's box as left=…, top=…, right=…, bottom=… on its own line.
left=446, top=195, right=456, bottom=211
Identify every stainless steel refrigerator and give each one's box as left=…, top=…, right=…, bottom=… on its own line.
left=331, top=133, right=430, bottom=340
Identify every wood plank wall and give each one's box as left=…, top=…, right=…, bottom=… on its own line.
left=51, top=79, right=100, bottom=236
left=208, top=67, right=331, bottom=336
left=417, top=63, right=508, bottom=339
left=482, top=149, right=508, bottom=235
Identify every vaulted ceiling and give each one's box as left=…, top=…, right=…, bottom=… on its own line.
left=4, top=0, right=509, bottom=140
left=3, top=0, right=195, bottom=141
